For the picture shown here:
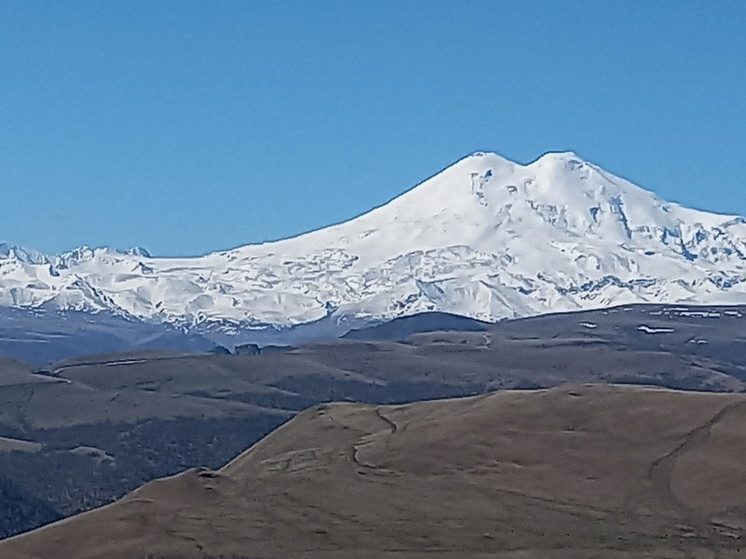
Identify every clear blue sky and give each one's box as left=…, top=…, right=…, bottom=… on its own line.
left=1, top=1, right=744, bottom=256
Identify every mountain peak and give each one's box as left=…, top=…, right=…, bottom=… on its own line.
left=530, top=150, right=586, bottom=167
left=538, top=149, right=581, bottom=159
left=459, top=150, right=591, bottom=178
left=460, top=151, right=514, bottom=166
left=0, top=243, right=49, bottom=264
left=466, top=150, right=585, bottom=167
left=127, top=246, right=151, bottom=258
left=0, top=151, right=743, bottom=332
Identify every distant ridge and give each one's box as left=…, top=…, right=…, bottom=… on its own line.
left=1, top=151, right=744, bottom=344
left=344, top=311, right=491, bottom=341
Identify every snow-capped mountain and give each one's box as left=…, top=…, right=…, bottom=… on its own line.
left=1, top=151, right=744, bottom=338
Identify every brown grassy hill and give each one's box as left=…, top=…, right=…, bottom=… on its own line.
left=3, top=384, right=746, bottom=558
left=0, top=304, right=743, bottom=540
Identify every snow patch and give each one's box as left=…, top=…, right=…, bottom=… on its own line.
left=637, top=325, right=676, bottom=334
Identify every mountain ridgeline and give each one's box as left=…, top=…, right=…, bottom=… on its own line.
left=0, top=151, right=744, bottom=350
left=0, top=304, right=743, bottom=540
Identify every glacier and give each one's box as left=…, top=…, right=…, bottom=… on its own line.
left=1, top=151, right=744, bottom=340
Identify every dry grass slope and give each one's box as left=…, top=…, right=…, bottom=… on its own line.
left=2, top=384, right=746, bottom=558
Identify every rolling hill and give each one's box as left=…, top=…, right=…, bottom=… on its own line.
left=0, top=304, right=742, bottom=539
left=3, top=384, right=746, bottom=558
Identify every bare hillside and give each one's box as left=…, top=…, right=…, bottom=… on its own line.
left=3, top=385, right=746, bottom=558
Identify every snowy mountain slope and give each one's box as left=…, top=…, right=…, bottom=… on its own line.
left=1, top=151, right=744, bottom=338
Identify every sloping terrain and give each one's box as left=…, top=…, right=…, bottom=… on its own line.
left=0, top=307, right=217, bottom=364
left=1, top=152, right=744, bottom=341
left=0, top=304, right=743, bottom=539
left=3, top=384, right=746, bottom=558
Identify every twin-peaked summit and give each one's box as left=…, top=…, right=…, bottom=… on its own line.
left=0, top=151, right=744, bottom=341
left=266, top=150, right=726, bottom=260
